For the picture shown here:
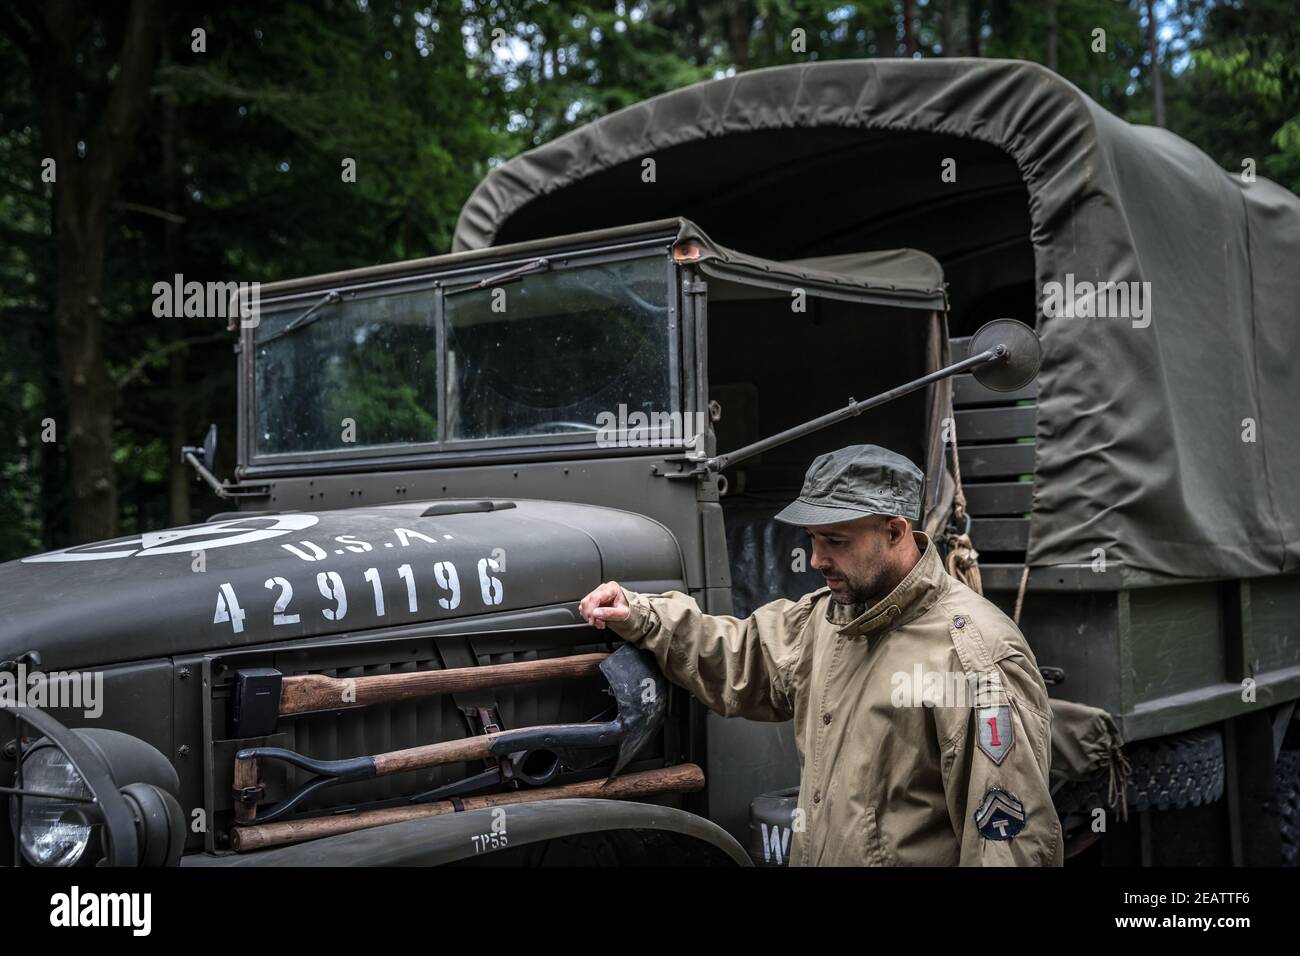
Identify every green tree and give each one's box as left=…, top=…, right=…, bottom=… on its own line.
left=0, top=0, right=162, bottom=543
left=1172, top=0, right=1300, bottom=192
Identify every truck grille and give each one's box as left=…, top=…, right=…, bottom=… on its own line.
left=211, top=630, right=620, bottom=829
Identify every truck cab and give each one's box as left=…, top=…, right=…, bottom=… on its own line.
left=1, top=217, right=953, bottom=866
left=8, top=58, right=1300, bottom=869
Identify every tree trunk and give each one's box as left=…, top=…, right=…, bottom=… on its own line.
left=1045, top=0, right=1058, bottom=71
left=688, top=0, right=707, bottom=66
left=38, top=365, right=66, bottom=550
left=902, top=0, right=917, bottom=56
left=168, top=358, right=191, bottom=526
left=875, top=10, right=896, bottom=58
left=726, top=1, right=751, bottom=71
left=52, top=198, right=118, bottom=542
left=24, top=0, right=162, bottom=543
left=1145, top=0, right=1166, bottom=127
left=967, top=0, right=982, bottom=56
left=161, top=40, right=191, bottom=528
left=942, top=0, right=954, bottom=55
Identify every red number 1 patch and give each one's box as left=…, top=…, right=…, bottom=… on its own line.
left=976, top=704, right=1015, bottom=764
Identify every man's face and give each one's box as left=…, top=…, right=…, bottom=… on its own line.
left=807, top=515, right=908, bottom=606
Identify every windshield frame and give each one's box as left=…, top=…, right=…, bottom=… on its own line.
left=240, top=234, right=685, bottom=471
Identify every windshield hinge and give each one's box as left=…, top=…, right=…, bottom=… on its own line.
left=650, top=456, right=710, bottom=481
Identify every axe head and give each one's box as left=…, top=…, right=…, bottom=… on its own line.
left=484, top=645, right=668, bottom=776
left=600, top=644, right=667, bottom=777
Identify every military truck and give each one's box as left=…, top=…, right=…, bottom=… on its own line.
left=4, top=58, right=1300, bottom=868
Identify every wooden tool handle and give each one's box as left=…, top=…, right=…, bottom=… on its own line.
left=279, top=653, right=608, bottom=716
left=231, top=719, right=608, bottom=825
left=232, top=752, right=260, bottom=825
left=231, top=763, right=706, bottom=852
left=371, top=735, right=494, bottom=774
left=370, top=721, right=600, bottom=776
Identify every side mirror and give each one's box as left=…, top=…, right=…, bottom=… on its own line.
left=181, top=423, right=218, bottom=471
left=180, top=424, right=229, bottom=498
left=968, top=318, right=1043, bottom=392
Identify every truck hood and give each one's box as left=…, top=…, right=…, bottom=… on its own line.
left=0, top=500, right=683, bottom=668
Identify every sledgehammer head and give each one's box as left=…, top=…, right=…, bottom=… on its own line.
left=600, top=644, right=667, bottom=777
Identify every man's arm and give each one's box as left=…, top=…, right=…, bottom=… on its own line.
left=934, top=646, right=1064, bottom=867
left=578, top=582, right=812, bottom=722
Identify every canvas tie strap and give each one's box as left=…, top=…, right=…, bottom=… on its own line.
left=1105, top=746, right=1133, bottom=821
left=945, top=529, right=982, bottom=594
left=944, top=440, right=983, bottom=595
left=1012, top=565, right=1030, bottom=626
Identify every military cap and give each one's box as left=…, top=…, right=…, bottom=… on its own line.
left=774, top=444, right=924, bottom=526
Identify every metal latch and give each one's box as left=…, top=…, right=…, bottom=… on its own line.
left=476, top=706, right=501, bottom=736
left=232, top=783, right=266, bottom=804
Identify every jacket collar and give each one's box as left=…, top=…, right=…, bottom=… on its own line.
left=826, top=531, right=950, bottom=639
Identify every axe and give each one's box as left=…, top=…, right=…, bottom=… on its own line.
left=234, top=645, right=665, bottom=824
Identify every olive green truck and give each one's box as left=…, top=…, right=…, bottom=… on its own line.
left=3, top=59, right=1299, bottom=867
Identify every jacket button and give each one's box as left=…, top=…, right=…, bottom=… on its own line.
left=813, top=790, right=821, bottom=804
left=822, top=712, right=832, bottom=725
left=954, top=616, right=966, bottom=628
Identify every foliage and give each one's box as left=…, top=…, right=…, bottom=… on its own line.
left=0, top=0, right=1294, bottom=559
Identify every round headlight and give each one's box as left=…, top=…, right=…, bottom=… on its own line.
left=15, top=745, right=95, bottom=866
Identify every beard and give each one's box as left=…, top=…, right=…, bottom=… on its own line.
left=828, top=580, right=873, bottom=606
left=822, top=537, right=891, bottom=606
left=823, top=566, right=889, bottom=606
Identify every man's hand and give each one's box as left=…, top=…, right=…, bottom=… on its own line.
left=578, top=581, right=631, bottom=629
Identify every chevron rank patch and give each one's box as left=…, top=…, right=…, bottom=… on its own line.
left=976, top=703, right=1014, bottom=764
left=974, top=787, right=1026, bottom=841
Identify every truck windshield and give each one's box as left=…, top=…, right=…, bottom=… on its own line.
left=253, top=254, right=673, bottom=457
left=445, top=256, right=671, bottom=441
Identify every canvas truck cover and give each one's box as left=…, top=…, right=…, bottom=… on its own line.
left=669, top=216, right=946, bottom=307
left=454, top=58, right=1300, bottom=582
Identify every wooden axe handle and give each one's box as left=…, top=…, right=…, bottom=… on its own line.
left=371, top=721, right=601, bottom=775
left=231, top=763, right=705, bottom=852
left=279, top=652, right=608, bottom=716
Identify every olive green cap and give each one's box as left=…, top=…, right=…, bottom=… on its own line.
left=774, top=444, right=924, bottom=526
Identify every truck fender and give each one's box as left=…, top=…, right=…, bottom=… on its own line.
left=186, top=798, right=752, bottom=867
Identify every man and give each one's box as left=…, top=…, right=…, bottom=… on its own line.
left=578, top=444, right=1062, bottom=866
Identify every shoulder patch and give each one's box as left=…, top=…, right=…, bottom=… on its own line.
left=976, top=703, right=1015, bottom=764
left=974, top=786, right=1026, bottom=840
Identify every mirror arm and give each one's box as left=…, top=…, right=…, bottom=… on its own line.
left=182, top=451, right=232, bottom=499
left=706, top=346, right=1006, bottom=474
